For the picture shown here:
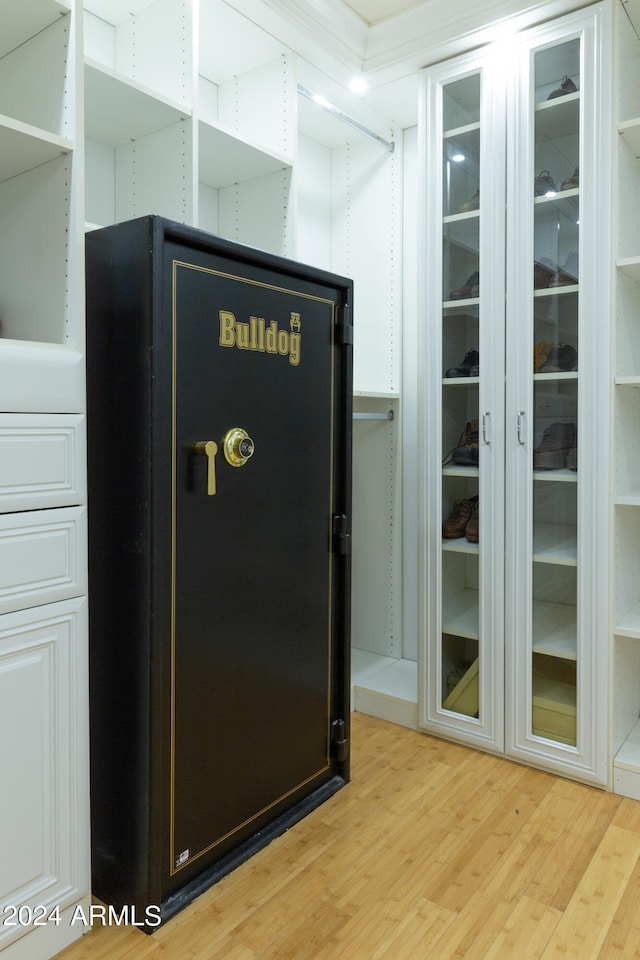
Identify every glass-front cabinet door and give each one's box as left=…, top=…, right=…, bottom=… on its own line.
left=420, top=3, right=610, bottom=785
left=505, top=8, right=610, bottom=783
left=421, top=52, right=506, bottom=752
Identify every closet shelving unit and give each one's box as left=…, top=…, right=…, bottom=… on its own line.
left=0, top=2, right=91, bottom=958
left=612, top=0, right=640, bottom=798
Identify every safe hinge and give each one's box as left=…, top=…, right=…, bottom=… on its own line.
left=331, top=719, right=348, bottom=762
left=332, top=514, right=351, bottom=554
left=335, top=304, right=353, bottom=346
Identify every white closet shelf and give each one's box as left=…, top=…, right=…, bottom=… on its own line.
left=534, top=284, right=579, bottom=298
left=443, top=210, right=480, bottom=224
left=617, top=256, right=640, bottom=282
left=442, top=536, right=478, bottom=555
left=533, top=371, right=578, bottom=382
left=534, top=92, right=580, bottom=139
left=84, top=59, right=190, bottom=148
left=619, top=117, right=640, bottom=156
left=616, top=376, right=640, bottom=387
left=198, top=120, right=292, bottom=190
left=614, top=604, right=640, bottom=639
left=1, top=0, right=65, bottom=60
left=533, top=468, right=577, bottom=482
left=353, top=390, right=399, bottom=399
left=442, top=296, right=480, bottom=309
left=534, top=188, right=579, bottom=206
left=0, top=116, right=71, bottom=183
left=442, top=588, right=479, bottom=640
left=442, top=465, right=479, bottom=478
left=532, top=523, right=577, bottom=566
left=615, top=719, right=640, bottom=773
left=532, top=600, right=576, bottom=660
left=615, top=492, right=640, bottom=506
left=442, top=376, right=479, bottom=386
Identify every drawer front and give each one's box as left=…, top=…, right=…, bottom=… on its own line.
left=0, top=414, right=86, bottom=512
left=0, top=507, right=87, bottom=615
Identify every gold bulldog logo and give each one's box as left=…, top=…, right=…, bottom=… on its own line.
left=218, top=310, right=301, bottom=366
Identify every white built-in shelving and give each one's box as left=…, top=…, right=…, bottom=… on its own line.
left=613, top=0, right=640, bottom=798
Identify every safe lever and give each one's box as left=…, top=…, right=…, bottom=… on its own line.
left=194, top=440, right=218, bottom=496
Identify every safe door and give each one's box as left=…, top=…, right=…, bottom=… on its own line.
left=164, top=240, right=351, bottom=894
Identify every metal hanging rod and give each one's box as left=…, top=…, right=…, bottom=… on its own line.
left=353, top=410, right=395, bottom=421
left=297, top=84, right=395, bottom=154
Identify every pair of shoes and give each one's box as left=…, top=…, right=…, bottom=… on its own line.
left=458, top=189, right=479, bottom=213
left=443, top=495, right=478, bottom=541
left=533, top=341, right=578, bottom=373
left=533, top=422, right=577, bottom=469
left=534, top=170, right=559, bottom=196
left=547, top=76, right=578, bottom=100
left=445, top=349, right=479, bottom=378
left=560, top=166, right=579, bottom=190
left=449, top=271, right=479, bottom=300
left=548, top=252, right=578, bottom=286
left=442, top=418, right=480, bottom=467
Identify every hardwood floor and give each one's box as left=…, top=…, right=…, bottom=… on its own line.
left=57, top=713, right=640, bottom=959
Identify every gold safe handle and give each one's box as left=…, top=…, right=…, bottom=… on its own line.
left=194, top=440, right=218, bottom=495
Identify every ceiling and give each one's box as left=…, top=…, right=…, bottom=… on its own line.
left=341, top=0, right=426, bottom=25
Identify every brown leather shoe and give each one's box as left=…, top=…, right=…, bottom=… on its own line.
left=533, top=422, right=577, bottom=469
left=534, top=258, right=557, bottom=289
left=443, top=495, right=477, bottom=539
left=465, top=500, right=479, bottom=543
left=560, top=167, right=579, bottom=190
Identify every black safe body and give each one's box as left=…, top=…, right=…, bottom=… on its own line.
left=86, top=216, right=353, bottom=925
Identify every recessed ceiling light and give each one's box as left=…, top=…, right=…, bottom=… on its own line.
left=452, top=153, right=465, bottom=162
left=349, top=77, right=368, bottom=95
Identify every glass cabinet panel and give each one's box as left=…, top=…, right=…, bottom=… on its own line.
left=530, top=38, right=581, bottom=747
left=440, top=73, right=481, bottom=720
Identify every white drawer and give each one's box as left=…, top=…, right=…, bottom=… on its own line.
left=0, top=414, right=86, bottom=512
left=0, top=506, right=87, bottom=615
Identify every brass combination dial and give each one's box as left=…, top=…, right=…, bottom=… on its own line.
left=222, top=428, right=255, bottom=468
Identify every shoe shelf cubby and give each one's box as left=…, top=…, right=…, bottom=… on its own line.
left=0, top=1, right=84, bottom=369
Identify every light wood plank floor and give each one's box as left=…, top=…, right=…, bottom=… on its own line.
left=56, top=713, right=640, bottom=959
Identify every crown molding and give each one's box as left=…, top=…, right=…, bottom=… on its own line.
left=224, top=0, right=601, bottom=91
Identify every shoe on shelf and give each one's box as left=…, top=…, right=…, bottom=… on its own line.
left=533, top=340, right=555, bottom=373
left=537, top=341, right=578, bottom=373
left=451, top=418, right=480, bottom=466
left=567, top=440, right=577, bottom=471
left=547, top=75, right=578, bottom=100
left=469, top=363, right=479, bottom=377
left=534, top=170, right=559, bottom=196
left=465, top=499, right=479, bottom=543
left=449, top=271, right=479, bottom=300
left=549, top=252, right=578, bottom=287
left=534, top=257, right=558, bottom=289
left=533, top=422, right=577, bottom=469
left=560, top=166, right=579, bottom=190
left=445, top=349, right=479, bottom=378
left=458, top=189, right=480, bottom=213
left=443, top=495, right=478, bottom=539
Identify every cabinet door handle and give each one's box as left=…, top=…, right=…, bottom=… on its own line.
left=517, top=410, right=526, bottom=445
left=194, top=440, right=218, bottom=495
left=482, top=411, right=491, bottom=444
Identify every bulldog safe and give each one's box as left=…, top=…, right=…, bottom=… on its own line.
left=86, top=216, right=353, bottom=926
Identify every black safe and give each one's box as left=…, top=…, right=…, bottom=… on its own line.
left=86, top=216, right=353, bottom=926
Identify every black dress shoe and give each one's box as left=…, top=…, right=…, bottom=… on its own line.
left=449, top=271, right=479, bottom=300
left=547, top=76, right=578, bottom=100
left=445, top=349, right=479, bottom=378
